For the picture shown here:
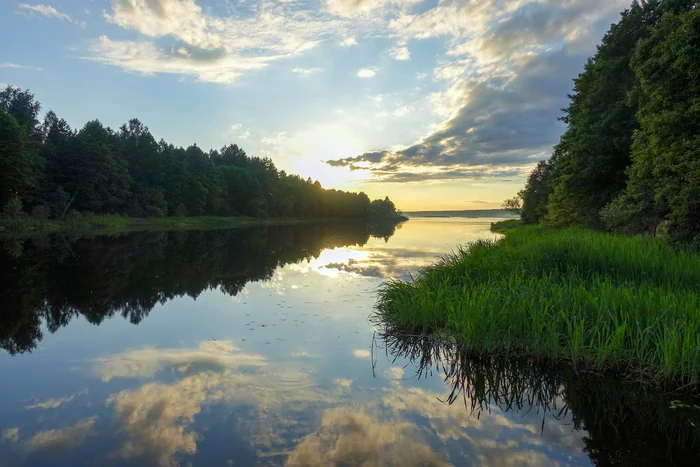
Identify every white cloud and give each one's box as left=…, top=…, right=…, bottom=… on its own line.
left=90, top=0, right=378, bottom=84
left=385, top=367, right=404, bottom=379
left=231, top=123, right=251, bottom=139
left=18, top=3, right=86, bottom=27
left=261, top=131, right=289, bottom=146
left=85, top=36, right=276, bottom=84
left=356, top=68, right=376, bottom=78
left=393, top=104, right=413, bottom=117
left=286, top=407, right=450, bottom=466
left=292, top=67, right=323, bottom=75
left=353, top=348, right=371, bottom=358
left=93, top=340, right=267, bottom=382
left=25, top=390, right=87, bottom=410
left=326, top=0, right=422, bottom=17
left=0, top=63, right=43, bottom=71
left=389, top=45, right=411, bottom=61
left=23, top=417, right=97, bottom=453
left=340, top=36, right=358, bottom=47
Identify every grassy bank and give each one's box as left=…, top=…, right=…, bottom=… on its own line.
left=0, top=214, right=314, bottom=237
left=375, top=221, right=700, bottom=389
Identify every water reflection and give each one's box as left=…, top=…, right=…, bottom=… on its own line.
left=375, top=331, right=700, bottom=466
left=3, top=218, right=697, bottom=466
left=0, top=221, right=403, bottom=355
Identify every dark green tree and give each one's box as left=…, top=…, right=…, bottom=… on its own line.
left=605, top=0, right=700, bottom=246
left=0, top=111, right=39, bottom=210
left=545, top=2, right=655, bottom=227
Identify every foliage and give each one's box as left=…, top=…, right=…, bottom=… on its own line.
left=543, top=2, right=652, bottom=227
left=3, top=195, right=24, bottom=219
left=518, top=1, right=700, bottom=246
left=608, top=0, right=700, bottom=247
left=501, top=195, right=522, bottom=216
left=375, top=222, right=700, bottom=389
left=518, top=160, right=553, bottom=224
left=0, top=110, right=40, bottom=209
left=0, top=87, right=403, bottom=223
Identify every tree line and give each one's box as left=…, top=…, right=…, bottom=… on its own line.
left=0, top=87, right=403, bottom=222
left=512, top=0, right=699, bottom=248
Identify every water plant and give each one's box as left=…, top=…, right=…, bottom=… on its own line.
left=375, top=222, right=700, bottom=389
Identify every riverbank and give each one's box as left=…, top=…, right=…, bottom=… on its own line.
left=0, top=214, right=406, bottom=238
left=375, top=220, right=700, bottom=390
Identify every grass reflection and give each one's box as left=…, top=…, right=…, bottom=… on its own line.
left=374, top=330, right=700, bottom=466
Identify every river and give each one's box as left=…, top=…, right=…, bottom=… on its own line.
left=0, top=218, right=697, bottom=466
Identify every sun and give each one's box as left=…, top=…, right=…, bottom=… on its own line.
left=287, top=131, right=373, bottom=189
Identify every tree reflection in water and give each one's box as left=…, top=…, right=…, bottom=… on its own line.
left=0, top=220, right=404, bottom=355
left=374, top=331, right=700, bottom=467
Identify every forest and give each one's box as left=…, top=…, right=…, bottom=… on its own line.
left=516, top=0, right=700, bottom=248
left=0, top=87, right=403, bottom=225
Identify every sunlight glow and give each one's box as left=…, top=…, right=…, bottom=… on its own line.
left=281, top=127, right=373, bottom=189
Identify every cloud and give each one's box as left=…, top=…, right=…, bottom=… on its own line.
left=231, top=123, right=251, bottom=139
left=23, top=417, right=97, bottom=453
left=285, top=407, right=451, bottom=466
left=389, top=45, right=411, bottom=61
left=0, top=63, right=43, bottom=71
left=90, top=0, right=379, bottom=84
left=385, top=367, right=404, bottom=380
left=326, top=0, right=422, bottom=17
left=93, top=340, right=267, bottom=382
left=93, top=340, right=351, bottom=466
left=107, top=373, right=227, bottom=466
left=18, top=3, right=86, bottom=27
left=353, top=349, right=371, bottom=358
left=356, top=68, right=376, bottom=78
left=2, top=428, right=20, bottom=443
left=340, top=36, right=358, bottom=47
left=293, top=67, right=323, bottom=75
left=334, top=378, right=353, bottom=388
left=326, top=0, right=630, bottom=183
left=85, top=36, right=277, bottom=84
left=25, top=390, right=87, bottom=410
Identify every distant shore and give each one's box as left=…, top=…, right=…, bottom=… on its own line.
left=404, top=209, right=518, bottom=218
left=0, top=214, right=408, bottom=238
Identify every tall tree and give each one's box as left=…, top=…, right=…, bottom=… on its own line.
left=545, top=2, right=655, bottom=227
left=0, top=111, right=39, bottom=210
left=607, top=0, right=700, bottom=245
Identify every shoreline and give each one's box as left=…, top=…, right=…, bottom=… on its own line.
left=0, top=214, right=408, bottom=238
left=374, top=220, right=700, bottom=391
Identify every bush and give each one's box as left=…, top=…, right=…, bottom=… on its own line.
left=145, top=205, right=165, bottom=218
left=3, top=194, right=24, bottom=218
left=30, top=205, right=50, bottom=220
left=174, top=203, right=188, bottom=217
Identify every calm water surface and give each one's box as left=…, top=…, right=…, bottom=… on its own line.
left=0, top=218, right=698, bottom=466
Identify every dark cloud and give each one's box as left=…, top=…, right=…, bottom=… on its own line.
left=326, top=0, right=628, bottom=183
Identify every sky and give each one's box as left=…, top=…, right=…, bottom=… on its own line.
left=0, top=0, right=631, bottom=211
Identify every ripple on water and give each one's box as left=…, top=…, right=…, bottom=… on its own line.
left=259, top=363, right=316, bottom=390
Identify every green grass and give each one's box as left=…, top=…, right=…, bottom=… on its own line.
left=375, top=221, right=700, bottom=389
left=0, top=214, right=311, bottom=237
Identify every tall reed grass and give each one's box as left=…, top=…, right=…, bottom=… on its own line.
left=375, top=222, right=700, bottom=388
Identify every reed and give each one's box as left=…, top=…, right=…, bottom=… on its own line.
left=375, top=222, right=700, bottom=388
